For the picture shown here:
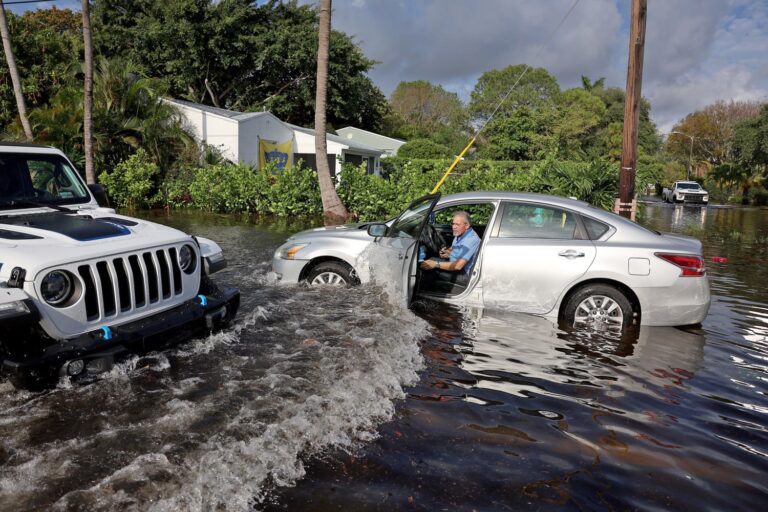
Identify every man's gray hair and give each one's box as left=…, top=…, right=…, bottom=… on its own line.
left=453, top=210, right=471, bottom=225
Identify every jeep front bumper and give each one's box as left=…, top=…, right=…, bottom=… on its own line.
left=1, top=287, right=240, bottom=389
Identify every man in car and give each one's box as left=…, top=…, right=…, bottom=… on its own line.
left=419, top=211, right=481, bottom=290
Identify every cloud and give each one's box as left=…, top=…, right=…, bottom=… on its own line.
left=41, top=0, right=768, bottom=133
left=643, top=0, right=768, bottom=131
left=332, top=0, right=621, bottom=97
left=330, top=0, right=767, bottom=134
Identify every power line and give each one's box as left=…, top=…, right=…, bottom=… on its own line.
left=431, top=0, right=582, bottom=193
left=2, top=0, right=61, bottom=6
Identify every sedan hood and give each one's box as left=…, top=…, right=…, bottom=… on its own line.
left=290, top=222, right=378, bottom=241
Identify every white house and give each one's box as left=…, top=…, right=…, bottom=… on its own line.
left=168, top=98, right=384, bottom=176
left=287, top=123, right=383, bottom=176
left=336, top=127, right=406, bottom=157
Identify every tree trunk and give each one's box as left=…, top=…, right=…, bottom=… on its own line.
left=82, top=0, right=95, bottom=184
left=314, top=0, right=348, bottom=225
left=742, top=184, right=750, bottom=205
left=0, top=1, right=32, bottom=142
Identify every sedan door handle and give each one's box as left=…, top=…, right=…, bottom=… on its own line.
left=558, top=250, right=585, bottom=259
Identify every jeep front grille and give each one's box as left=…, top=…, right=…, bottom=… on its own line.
left=77, top=247, right=185, bottom=321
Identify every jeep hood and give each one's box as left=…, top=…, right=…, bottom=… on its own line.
left=0, top=210, right=192, bottom=280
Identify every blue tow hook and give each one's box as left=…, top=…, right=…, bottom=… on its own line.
left=100, top=326, right=113, bottom=341
left=197, top=294, right=208, bottom=306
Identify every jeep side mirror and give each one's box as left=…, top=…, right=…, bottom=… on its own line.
left=88, top=183, right=110, bottom=207
left=367, top=223, right=388, bottom=237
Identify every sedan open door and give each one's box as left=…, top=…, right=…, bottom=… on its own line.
left=367, top=194, right=441, bottom=305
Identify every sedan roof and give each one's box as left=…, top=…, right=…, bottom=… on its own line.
left=437, top=191, right=659, bottom=240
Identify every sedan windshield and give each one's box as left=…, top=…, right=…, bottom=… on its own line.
left=0, top=153, right=89, bottom=209
left=388, top=195, right=438, bottom=238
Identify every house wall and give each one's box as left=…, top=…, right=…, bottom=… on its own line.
left=175, top=103, right=239, bottom=162
left=239, top=115, right=294, bottom=168
left=293, top=130, right=382, bottom=175
left=293, top=130, right=343, bottom=175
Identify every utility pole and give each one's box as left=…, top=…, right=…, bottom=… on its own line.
left=671, top=131, right=696, bottom=180
left=687, top=135, right=693, bottom=180
left=617, top=0, right=647, bottom=220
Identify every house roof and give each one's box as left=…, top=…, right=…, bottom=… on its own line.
left=336, top=127, right=405, bottom=146
left=167, top=97, right=382, bottom=156
left=166, top=98, right=270, bottom=122
left=286, top=123, right=383, bottom=154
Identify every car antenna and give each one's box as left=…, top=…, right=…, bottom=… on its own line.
left=431, top=0, right=582, bottom=194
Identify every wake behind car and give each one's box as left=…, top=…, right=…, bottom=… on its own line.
left=273, top=192, right=710, bottom=330
left=0, top=143, right=239, bottom=389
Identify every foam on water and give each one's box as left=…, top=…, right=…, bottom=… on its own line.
left=0, top=273, right=428, bottom=511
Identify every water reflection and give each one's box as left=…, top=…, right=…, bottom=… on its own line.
left=460, top=310, right=705, bottom=401
left=2, top=206, right=767, bottom=511
left=669, top=203, right=708, bottom=230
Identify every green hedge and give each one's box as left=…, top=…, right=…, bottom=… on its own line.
left=105, top=156, right=650, bottom=220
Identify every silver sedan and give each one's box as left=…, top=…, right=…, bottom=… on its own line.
left=272, top=192, right=710, bottom=330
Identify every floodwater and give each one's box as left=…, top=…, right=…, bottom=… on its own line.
left=1, top=203, right=767, bottom=511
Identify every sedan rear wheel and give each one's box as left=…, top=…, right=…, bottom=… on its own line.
left=306, top=261, right=357, bottom=287
left=562, top=284, right=634, bottom=332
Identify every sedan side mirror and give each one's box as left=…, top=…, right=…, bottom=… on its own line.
left=367, top=223, right=388, bottom=237
left=88, top=183, right=110, bottom=207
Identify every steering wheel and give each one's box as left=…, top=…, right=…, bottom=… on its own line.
left=420, top=224, right=446, bottom=256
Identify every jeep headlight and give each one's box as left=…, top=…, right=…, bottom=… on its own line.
left=278, top=242, right=309, bottom=260
left=179, top=244, right=197, bottom=274
left=41, top=270, right=75, bottom=306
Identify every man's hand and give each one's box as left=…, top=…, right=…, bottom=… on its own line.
left=420, top=259, right=438, bottom=270
left=439, top=246, right=452, bottom=259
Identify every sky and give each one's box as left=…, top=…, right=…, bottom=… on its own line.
left=18, top=0, right=768, bottom=133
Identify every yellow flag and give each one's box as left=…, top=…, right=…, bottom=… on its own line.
left=259, top=139, right=293, bottom=171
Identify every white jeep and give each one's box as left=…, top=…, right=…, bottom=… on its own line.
left=0, top=143, right=239, bottom=389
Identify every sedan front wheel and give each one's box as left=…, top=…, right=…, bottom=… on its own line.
left=561, top=284, right=634, bottom=332
left=306, top=261, right=358, bottom=287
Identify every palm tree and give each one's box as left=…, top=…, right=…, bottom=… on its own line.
left=20, top=57, right=193, bottom=174
left=91, top=57, right=193, bottom=172
left=28, top=87, right=84, bottom=165
left=314, top=0, right=348, bottom=224
left=0, top=1, right=32, bottom=141
left=581, top=76, right=605, bottom=92
left=82, top=0, right=95, bottom=184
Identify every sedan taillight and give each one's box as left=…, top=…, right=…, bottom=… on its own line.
left=654, top=253, right=706, bottom=277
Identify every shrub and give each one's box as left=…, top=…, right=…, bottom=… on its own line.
left=398, top=138, right=454, bottom=159
left=187, top=162, right=266, bottom=213
left=98, top=148, right=158, bottom=209
left=173, top=161, right=322, bottom=215
left=140, top=156, right=633, bottom=220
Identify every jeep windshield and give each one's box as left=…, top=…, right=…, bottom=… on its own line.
left=0, top=153, right=90, bottom=210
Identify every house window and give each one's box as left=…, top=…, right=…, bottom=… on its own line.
left=344, top=153, right=363, bottom=166
left=295, top=153, right=337, bottom=177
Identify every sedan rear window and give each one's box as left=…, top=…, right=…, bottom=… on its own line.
left=582, top=216, right=610, bottom=240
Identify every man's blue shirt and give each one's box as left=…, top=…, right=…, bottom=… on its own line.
left=449, top=227, right=481, bottom=275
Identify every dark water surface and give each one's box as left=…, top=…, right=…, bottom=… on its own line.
left=1, top=204, right=767, bottom=511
